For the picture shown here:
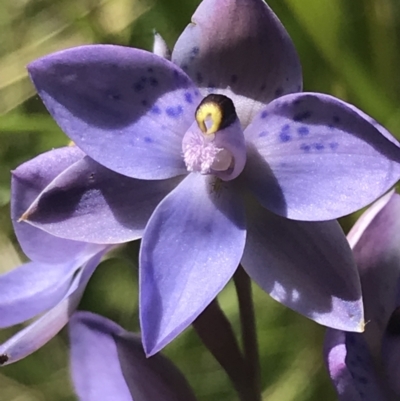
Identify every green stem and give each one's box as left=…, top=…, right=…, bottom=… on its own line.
left=192, top=299, right=258, bottom=401
left=234, top=266, right=262, bottom=401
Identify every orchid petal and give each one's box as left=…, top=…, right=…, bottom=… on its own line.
left=324, top=330, right=386, bottom=401
left=172, top=0, right=302, bottom=127
left=241, top=195, right=363, bottom=331
left=69, top=312, right=198, bottom=401
left=0, top=260, right=78, bottom=328
left=348, top=193, right=400, bottom=355
left=11, top=147, right=93, bottom=263
left=21, top=156, right=182, bottom=243
left=0, top=248, right=106, bottom=365
left=28, top=45, right=202, bottom=179
left=244, top=93, right=400, bottom=220
left=140, top=173, right=246, bottom=355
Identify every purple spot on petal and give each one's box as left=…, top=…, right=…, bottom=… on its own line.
left=328, top=124, right=335, bottom=130
left=191, top=46, right=200, bottom=55
left=297, top=126, right=309, bottom=136
left=182, top=64, right=188, bottom=71
left=166, top=105, right=183, bottom=118
left=261, top=110, right=268, bottom=119
left=294, top=110, right=312, bottom=122
left=147, top=67, right=154, bottom=73
left=150, top=77, right=159, bottom=87
left=314, top=143, right=324, bottom=151
left=300, top=144, right=310, bottom=152
left=196, top=72, right=203, bottom=84
left=259, top=131, right=268, bottom=137
left=144, top=137, right=153, bottom=143
left=133, top=82, right=144, bottom=92
left=260, top=84, right=266, bottom=91
left=184, top=92, right=193, bottom=104
left=231, top=74, right=238, bottom=84
left=140, top=76, right=147, bottom=83
left=151, top=105, right=161, bottom=114
left=279, top=127, right=291, bottom=142
left=329, top=142, right=339, bottom=150
left=333, top=115, right=340, bottom=123
left=172, top=69, right=188, bottom=85
left=141, top=99, right=148, bottom=106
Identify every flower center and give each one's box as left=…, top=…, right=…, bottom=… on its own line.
left=182, top=94, right=246, bottom=181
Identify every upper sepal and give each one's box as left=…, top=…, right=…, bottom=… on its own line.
left=172, top=0, right=302, bottom=127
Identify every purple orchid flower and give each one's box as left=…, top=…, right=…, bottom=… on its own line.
left=17, top=0, right=400, bottom=355
left=324, top=191, right=400, bottom=401
left=69, top=311, right=198, bottom=401
left=0, top=147, right=110, bottom=366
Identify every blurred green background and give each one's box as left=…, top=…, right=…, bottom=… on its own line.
left=1, top=0, right=400, bottom=400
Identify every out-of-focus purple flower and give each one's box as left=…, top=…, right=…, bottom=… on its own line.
left=69, top=311, right=198, bottom=401
left=0, top=147, right=110, bottom=366
left=19, top=0, right=400, bottom=355
left=324, top=191, right=400, bottom=401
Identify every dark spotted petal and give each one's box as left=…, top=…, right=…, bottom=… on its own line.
left=28, top=45, right=202, bottom=180
left=324, top=330, right=386, bottom=401
left=244, top=93, right=400, bottom=220
left=172, top=0, right=302, bottom=127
